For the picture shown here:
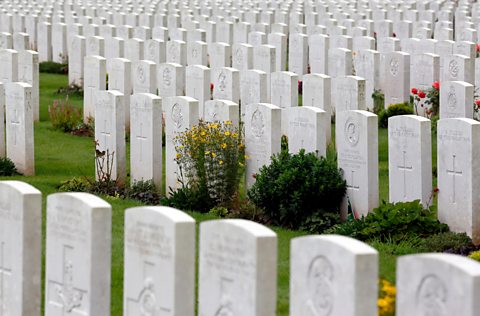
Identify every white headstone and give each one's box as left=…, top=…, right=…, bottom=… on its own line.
left=199, top=219, right=277, bottom=316
left=133, top=60, right=157, bottom=95
left=45, top=193, right=111, bottom=316
left=107, top=58, right=132, bottom=128
left=212, top=67, right=240, bottom=104
left=185, top=65, right=210, bottom=118
left=287, top=106, right=327, bottom=157
left=157, top=62, right=185, bottom=97
left=83, top=55, right=106, bottom=121
left=68, top=35, right=86, bottom=86
left=384, top=51, right=410, bottom=107
left=18, top=50, right=39, bottom=121
left=204, top=99, right=239, bottom=126
left=0, top=49, right=18, bottom=83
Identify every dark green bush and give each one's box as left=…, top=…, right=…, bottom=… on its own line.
left=48, top=98, right=83, bottom=133
left=378, top=102, right=413, bottom=128
left=372, top=89, right=385, bottom=114
left=58, top=177, right=90, bottom=192
left=161, top=186, right=214, bottom=213
left=419, top=232, right=476, bottom=254
left=247, top=150, right=346, bottom=230
left=39, top=61, right=67, bottom=74
left=0, top=157, right=19, bottom=176
left=126, top=180, right=160, bottom=205
left=326, top=200, right=449, bottom=242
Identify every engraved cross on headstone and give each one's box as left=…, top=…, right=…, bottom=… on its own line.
left=398, top=150, right=413, bottom=198
left=0, top=241, right=12, bottom=316
left=446, top=154, right=463, bottom=204
left=10, top=108, right=21, bottom=146
left=136, top=122, right=148, bottom=162
left=126, top=261, right=171, bottom=315
left=346, top=170, right=360, bottom=191
left=47, top=245, right=87, bottom=315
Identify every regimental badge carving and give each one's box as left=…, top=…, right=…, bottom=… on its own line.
left=207, top=102, right=219, bottom=121
left=344, top=118, right=360, bottom=147
left=169, top=43, right=178, bottom=61
left=56, top=260, right=84, bottom=312
left=234, top=48, right=243, bottom=67
left=171, top=103, right=183, bottom=129
left=305, top=256, right=334, bottom=316
left=251, top=109, right=265, bottom=138
left=218, top=71, right=227, bottom=92
left=389, top=58, right=399, bottom=76
left=416, top=275, right=447, bottom=316
left=138, top=278, right=158, bottom=315
left=191, top=47, right=198, bottom=58
left=137, top=65, right=145, bottom=84
left=449, top=59, right=459, bottom=78
left=447, top=85, right=457, bottom=110
left=163, top=68, right=172, bottom=87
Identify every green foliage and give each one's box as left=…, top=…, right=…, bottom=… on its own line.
left=126, top=180, right=161, bottom=205
left=326, top=200, right=449, bottom=242
left=227, top=197, right=262, bottom=221
left=247, top=150, right=346, bottom=230
left=161, top=186, right=214, bottom=213
left=209, top=206, right=229, bottom=218
left=0, top=157, right=19, bottom=176
left=378, top=103, right=414, bottom=128
left=299, top=212, right=341, bottom=234
left=418, top=232, right=474, bottom=254
left=424, top=86, right=440, bottom=116
left=469, top=250, right=480, bottom=262
left=48, top=97, right=83, bottom=133
left=56, top=84, right=84, bottom=97
left=372, top=89, right=385, bottom=114
left=58, top=177, right=90, bottom=192
left=430, top=115, right=439, bottom=135
left=174, top=120, right=245, bottom=209
left=39, top=61, right=67, bottom=74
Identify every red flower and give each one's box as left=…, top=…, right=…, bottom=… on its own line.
left=298, top=80, right=303, bottom=94
left=475, top=99, right=480, bottom=106
left=432, top=81, right=440, bottom=90
left=411, top=88, right=418, bottom=95
left=210, top=83, right=214, bottom=91
left=392, top=32, right=397, bottom=38
left=418, top=91, right=426, bottom=98
left=476, top=43, right=480, bottom=52
left=433, top=187, right=439, bottom=193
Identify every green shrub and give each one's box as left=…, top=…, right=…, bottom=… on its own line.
left=48, top=97, right=83, bottom=133
left=226, top=198, right=262, bottom=221
left=247, top=150, right=346, bottom=230
left=39, top=61, right=67, bottom=74
left=209, top=206, right=229, bottom=218
left=325, top=200, right=449, bottom=242
left=469, top=250, right=480, bottom=262
left=418, top=232, right=474, bottom=253
left=126, top=180, right=161, bottom=205
left=58, top=177, right=90, bottom=192
left=0, top=157, right=19, bottom=176
left=378, top=103, right=413, bottom=128
left=56, top=84, right=84, bottom=97
left=372, top=89, right=385, bottom=114
left=161, top=186, right=214, bottom=213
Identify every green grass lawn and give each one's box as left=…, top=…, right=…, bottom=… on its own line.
left=0, top=73, right=437, bottom=314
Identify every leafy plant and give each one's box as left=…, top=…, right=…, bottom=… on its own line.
left=161, top=186, right=214, bottom=213
left=126, top=180, right=161, bottom=205
left=56, top=84, right=84, bottom=97
left=48, top=97, right=83, bottom=133
left=418, top=232, right=475, bottom=254
left=0, top=157, right=19, bottom=176
left=378, top=102, right=413, bottom=128
left=248, top=150, right=346, bottom=230
left=173, top=120, right=245, bottom=209
left=378, top=279, right=396, bottom=316
left=469, top=250, right=480, bottom=262
left=372, top=89, right=385, bottom=114
left=209, top=206, right=229, bottom=218
left=58, top=177, right=90, bottom=192
left=39, top=61, right=68, bottom=74
left=325, top=200, right=449, bottom=242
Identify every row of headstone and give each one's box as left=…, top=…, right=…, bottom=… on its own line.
left=1, top=180, right=480, bottom=315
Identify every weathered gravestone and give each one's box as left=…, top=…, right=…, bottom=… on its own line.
left=185, top=65, right=210, bottom=118
left=388, top=115, right=432, bottom=206
left=68, top=35, right=86, bottom=86
left=0, top=48, right=18, bottom=83
left=0, top=181, right=41, bottom=316
left=384, top=51, right=410, bottom=108
left=130, top=93, right=162, bottom=188
left=45, top=193, right=111, bottom=316
left=212, top=67, right=240, bottom=104
left=18, top=50, right=39, bottom=121
left=240, top=69, right=268, bottom=111
left=199, top=219, right=277, bottom=316
left=286, top=106, right=327, bottom=157
left=5, top=82, right=34, bottom=176
left=107, top=58, right=132, bottom=128
left=336, top=110, right=378, bottom=217
left=440, top=81, right=474, bottom=119
left=157, top=62, right=185, bottom=98
left=410, top=53, right=440, bottom=117
left=397, top=254, right=480, bottom=316
left=124, top=206, right=195, bottom=315
left=333, top=75, right=366, bottom=113
left=437, top=118, right=480, bottom=243
left=204, top=99, right=239, bottom=126
left=165, top=96, right=199, bottom=195
left=133, top=60, right=157, bottom=95
left=245, top=103, right=281, bottom=188
left=94, top=90, right=126, bottom=184
left=83, top=55, right=106, bottom=121
left=290, top=235, right=378, bottom=316
left=442, top=54, right=474, bottom=84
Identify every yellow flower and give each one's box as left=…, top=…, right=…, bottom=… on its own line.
left=205, top=151, right=211, bottom=155
left=232, top=133, right=238, bottom=138
left=377, top=298, right=388, bottom=308
left=239, top=162, right=244, bottom=167
left=212, top=123, right=219, bottom=129
left=225, top=120, right=232, bottom=125
left=244, top=155, right=250, bottom=159
left=219, top=160, right=224, bottom=165
left=224, top=131, right=231, bottom=136
left=221, top=143, right=227, bottom=149
left=211, top=152, right=217, bottom=158
left=201, top=131, right=206, bottom=136
left=176, top=153, right=181, bottom=159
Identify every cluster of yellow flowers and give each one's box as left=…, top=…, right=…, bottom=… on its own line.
left=378, top=279, right=396, bottom=316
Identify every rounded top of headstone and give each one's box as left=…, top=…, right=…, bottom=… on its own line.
left=292, top=234, right=378, bottom=255
left=399, top=253, right=480, bottom=276
left=48, top=192, right=111, bottom=209
left=201, top=219, right=276, bottom=238
left=389, top=114, right=431, bottom=123
left=126, top=206, right=195, bottom=223
left=0, top=180, right=41, bottom=195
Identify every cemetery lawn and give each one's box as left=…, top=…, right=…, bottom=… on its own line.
left=0, top=73, right=437, bottom=315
